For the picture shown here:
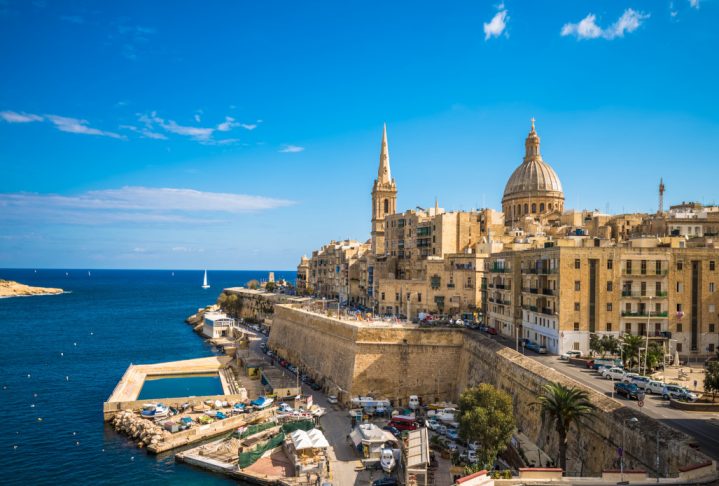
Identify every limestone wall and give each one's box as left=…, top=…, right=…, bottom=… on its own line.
left=267, top=305, right=712, bottom=476
left=457, top=333, right=710, bottom=476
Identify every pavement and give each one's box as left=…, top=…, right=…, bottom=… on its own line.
left=486, top=330, right=719, bottom=461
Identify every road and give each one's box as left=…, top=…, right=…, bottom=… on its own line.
left=488, top=331, right=719, bottom=461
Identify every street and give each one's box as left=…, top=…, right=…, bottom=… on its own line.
left=489, top=331, right=719, bottom=461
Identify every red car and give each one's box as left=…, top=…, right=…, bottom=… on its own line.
left=487, top=327, right=497, bottom=335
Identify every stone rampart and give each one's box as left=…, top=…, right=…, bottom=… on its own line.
left=267, top=305, right=713, bottom=476
left=458, top=333, right=711, bottom=476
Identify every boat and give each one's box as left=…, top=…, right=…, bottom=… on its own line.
left=250, top=396, right=274, bottom=409
left=140, top=403, right=169, bottom=419
left=380, top=447, right=396, bottom=473
left=202, top=270, right=210, bottom=289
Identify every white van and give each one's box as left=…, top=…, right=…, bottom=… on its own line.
left=408, top=395, right=420, bottom=410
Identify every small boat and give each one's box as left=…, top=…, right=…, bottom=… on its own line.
left=202, top=270, right=210, bottom=289
left=380, top=447, right=396, bottom=473
left=141, top=403, right=169, bottom=419
left=250, top=396, right=274, bottom=409
left=88, top=271, right=91, bottom=277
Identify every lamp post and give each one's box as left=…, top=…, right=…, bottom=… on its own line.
left=621, top=417, right=639, bottom=482
left=643, top=296, right=653, bottom=375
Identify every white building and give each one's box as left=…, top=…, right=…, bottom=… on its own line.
left=202, top=311, right=235, bottom=339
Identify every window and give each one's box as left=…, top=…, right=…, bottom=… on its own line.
left=677, top=282, right=682, bottom=292
left=575, top=259, right=581, bottom=269
left=676, top=343, right=683, bottom=352
left=575, top=281, right=581, bottom=291
left=383, top=198, right=389, bottom=214
left=677, top=261, right=683, bottom=271
left=626, top=261, right=632, bottom=274
left=709, top=324, right=715, bottom=333
left=395, top=292, right=400, bottom=301
left=625, top=322, right=631, bottom=333
left=381, top=292, right=385, bottom=301
left=606, top=322, right=613, bottom=332
left=711, top=261, right=716, bottom=271
left=710, top=304, right=716, bottom=313
left=677, top=303, right=683, bottom=312
left=524, top=203, right=529, bottom=214
left=607, top=259, right=613, bottom=270
left=607, top=303, right=613, bottom=311
left=531, top=203, right=537, bottom=213
left=573, top=322, right=579, bottom=331
left=540, top=203, right=545, bottom=212
left=641, top=260, right=647, bottom=275
left=417, top=293, right=422, bottom=302
left=574, top=302, right=580, bottom=311
left=710, top=343, right=716, bottom=353
left=573, top=342, right=580, bottom=351
left=677, top=323, right=683, bottom=332
left=607, top=282, right=613, bottom=292
left=656, top=260, right=662, bottom=274
left=710, top=283, right=716, bottom=293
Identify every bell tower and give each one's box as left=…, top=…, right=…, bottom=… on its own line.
left=371, top=123, right=397, bottom=255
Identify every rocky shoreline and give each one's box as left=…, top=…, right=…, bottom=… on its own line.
left=0, top=279, right=64, bottom=298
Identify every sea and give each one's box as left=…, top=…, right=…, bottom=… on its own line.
left=0, top=268, right=295, bottom=485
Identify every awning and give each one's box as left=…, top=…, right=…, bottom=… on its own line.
left=350, top=429, right=363, bottom=447
left=307, top=429, right=329, bottom=448
left=290, top=430, right=314, bottom=450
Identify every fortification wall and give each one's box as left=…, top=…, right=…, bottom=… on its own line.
left=267, top=305, right=712, bottom=476
left=458, top=334, right=710, bottom=476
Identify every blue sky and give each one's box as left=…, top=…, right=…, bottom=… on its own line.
left=0, top=0, right=717, bottom=270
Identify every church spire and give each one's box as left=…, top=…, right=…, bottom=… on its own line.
left=377, top=123, right=392, bottom=184
left=524, top=117, right=541, bottom=161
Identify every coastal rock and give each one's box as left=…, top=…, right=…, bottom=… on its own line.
left=0, top=280, right=63, bottom=298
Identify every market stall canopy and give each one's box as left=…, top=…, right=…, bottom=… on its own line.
left=307, top=429, right=329, bottom=448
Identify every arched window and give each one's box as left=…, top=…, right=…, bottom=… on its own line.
left=531, top=203, right=537, bottom=213
left=523, top=203, right=529, bottom=214
left=383, top=198, right=389, bottom=214
left=540, top=203, right=545, bottom=212
left=549, top=203, right=553, bottom=211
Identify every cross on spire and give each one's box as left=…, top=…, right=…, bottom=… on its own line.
left=531, top=117, right=536, bottom=131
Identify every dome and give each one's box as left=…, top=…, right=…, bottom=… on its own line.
left=502, top=119, right=563, bottom=201
left=503, top=159, right=563, bottom=198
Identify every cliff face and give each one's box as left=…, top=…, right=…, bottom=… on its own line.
left=0, top=280, right=63, bottom=298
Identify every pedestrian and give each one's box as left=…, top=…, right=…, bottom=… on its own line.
left=694, top=379, right=698, bottom=390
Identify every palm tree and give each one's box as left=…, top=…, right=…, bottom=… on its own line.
left=622, top=334, right=643, bottom=369
left=535, top=382, right=597, bottom=474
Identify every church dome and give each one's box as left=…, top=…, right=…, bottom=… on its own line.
left=502, top=119, right=563, bottom=200
left=503, top=158, right=563, bottom=198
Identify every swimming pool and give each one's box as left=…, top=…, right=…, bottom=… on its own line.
left=137, top=373, right=224, bottom=399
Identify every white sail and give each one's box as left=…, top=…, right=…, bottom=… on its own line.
left=202, top=270, right=210, bottom=288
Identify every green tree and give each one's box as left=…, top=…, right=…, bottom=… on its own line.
left=534, top=382, right=596, bottom=474
left=458, top=384, right=516, bottom=469
left=600, top=335, right=620, bottom=357
left=705, top=362, right=719, bottom=402
left=246, top=279, right=260, bottom=290
left=644, top=343, right=664, bottom=372
left=265, top=281, right=276, bottom=292
left=621, top=334, right=643, bottom=369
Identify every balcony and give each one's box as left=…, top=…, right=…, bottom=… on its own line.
left=541, top=288, right=555, bottom=296
left=622, top=269, right=669, bottom=277
left=494, top=283, right=510, bottom=290
left=526, top=267, right=558, bottom=275
left=490, top=267, right=510, bottom=273
left=621, top=311, right=669, bottom=318
left=621, top=291, right=668, bottom=298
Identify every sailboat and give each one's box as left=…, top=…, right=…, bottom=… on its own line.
left=202, top=270, right=210, bottom=289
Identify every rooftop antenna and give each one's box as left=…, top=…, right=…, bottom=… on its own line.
left=658, top=178, right=665, bottom=214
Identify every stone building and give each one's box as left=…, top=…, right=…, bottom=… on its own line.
left=502, top=119, right=564, bottom=226
left=297, top=120, right=719, bottom=357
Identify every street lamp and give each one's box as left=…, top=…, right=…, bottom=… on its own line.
left=621, top=417, right=639, bottom=482
left=643, top=296, right=653, bottom=375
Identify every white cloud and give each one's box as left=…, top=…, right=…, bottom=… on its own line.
left=561, top=8, right=649, bottom=40
left=689, top=0, right=699, bottom=9
left=483, top=5, right=509, bottom=40
left=0, top=111, right=44, bottom=123
left=120, top=124, right=167, bottom=140
left=279, top=145, right=304, bottom=153
left=46, top=115, right=125, bottom=139
left=0, top=186, right=295, bottom=226
left=216, top=116, right=235, bottom=132
left=194, top=113, right=202, bottom=123
left=239, top=123, right=257, bottom=130
left=137, top=112, right=256, bottom=143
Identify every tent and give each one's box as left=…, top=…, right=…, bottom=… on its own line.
left=290, top=430, right=314, bottom=450
left=307, top=429, right=329, bottom=448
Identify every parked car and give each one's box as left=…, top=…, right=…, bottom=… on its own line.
left=426, top=419, right=439, bottom=431
left=383, top=425, right=401, bottom=438
left=644, top=380, right=667, bottom=394
left=601, top=367, right=626, bottom=381
left=630, top=376, right=651, bottom=388
left=446, top=428, right=459, bottom=441
left=560, top=351, right=581, bottom=360
left=467, top=441, right=479, bottom=451
left=525, top=342, right=548, bottom=354
left=437, top=424, right=447, bottom=436
left=614, top=382, right=642, bottom=400
left=446, top=442, right=458, bottom=453
left=662, top=385, right=697, bottom=402
left=487, top=327, right=498, bottom=335
left=372, top=478, right=399, bottom=486
left=622, top=372, right=640, bottom=384
left=326, top=395, right=338, bottom=404
left=466, top=449, right=479, bottom=463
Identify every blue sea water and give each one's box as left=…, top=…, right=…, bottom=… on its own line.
left=138, top=375, right=223, bottom=400
left=0, top=269, right=295, bottom=485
